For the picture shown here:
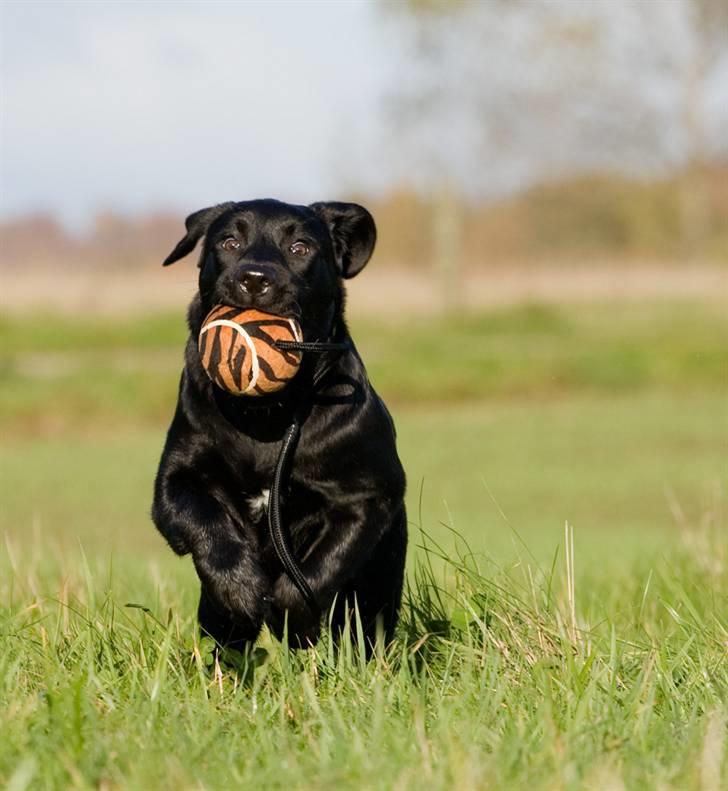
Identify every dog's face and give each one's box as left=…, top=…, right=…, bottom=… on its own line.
left=163, top=199, right=376, bottom=339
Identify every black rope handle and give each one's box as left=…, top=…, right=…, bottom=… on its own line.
left=267, top=417, right=318, bottom=610
left=274, top=340, right=350, bottom=353
left=266, top=338, right=350, bottom=612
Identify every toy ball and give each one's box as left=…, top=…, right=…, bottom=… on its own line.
left=198, top=306, right=303, bottom=396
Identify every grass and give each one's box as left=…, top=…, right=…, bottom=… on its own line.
left=1, top=390, right=725, bottom=564
left=1, top=298, right=726, bottom=788
left=1, top=301, right=727, bottom=434
left=1, top=523, right=726, bottom=790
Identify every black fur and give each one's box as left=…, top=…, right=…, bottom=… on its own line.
left=152, top=199, right=407, bottom=651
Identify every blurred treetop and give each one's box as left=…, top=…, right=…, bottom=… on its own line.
left=381, top=0, right=728, bottom=198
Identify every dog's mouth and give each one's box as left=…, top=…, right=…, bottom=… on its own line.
left=211, top=290, right=302, bottom=321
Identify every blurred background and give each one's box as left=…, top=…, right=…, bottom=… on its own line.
left=1, top=0, right=726, bottom=574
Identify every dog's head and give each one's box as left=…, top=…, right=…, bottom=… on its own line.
left=163, top=199, right=376, bottom=339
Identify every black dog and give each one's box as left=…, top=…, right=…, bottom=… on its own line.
left=152, top=199, right=407, bottom=651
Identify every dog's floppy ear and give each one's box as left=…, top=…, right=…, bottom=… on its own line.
left=163, top=203, right=236, bottom=266
left=309, top=202, right=376, bottom=279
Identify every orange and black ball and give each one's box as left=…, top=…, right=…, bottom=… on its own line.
left=198, top=306, right=303, bottom=396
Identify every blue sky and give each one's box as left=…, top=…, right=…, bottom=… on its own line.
left=2, top=1, right=726, bottom=231
left=0, top=1, right=396, bottom=230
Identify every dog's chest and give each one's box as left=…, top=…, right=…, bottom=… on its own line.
left=246, top=489, right=270, bottom=521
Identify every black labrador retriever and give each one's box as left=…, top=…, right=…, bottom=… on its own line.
left=152, top=199, right=407, bottom=651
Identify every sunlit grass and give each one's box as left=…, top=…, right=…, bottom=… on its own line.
left=1, top=301, right=726, bottom=434
left=1, top=299, right=725, bottom=788
left=1, top=520, right=725, bottom=790
left=1, top=390, right=724, bottom=566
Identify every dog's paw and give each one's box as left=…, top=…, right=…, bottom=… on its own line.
left=272, top=574, right=301, bottom=611
left=195, top=551, right=270, bottom=626
left=271, top=575, right=321, bottom=647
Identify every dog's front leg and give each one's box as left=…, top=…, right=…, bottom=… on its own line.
left=153, top=464, right=270, bottom=646
left=271, top=497, right=400, bottom=644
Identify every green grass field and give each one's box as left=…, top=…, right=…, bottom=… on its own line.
left=1, top=300, right=726, bottom=789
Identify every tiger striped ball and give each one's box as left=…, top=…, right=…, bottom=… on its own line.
left=198, top=306, right=303, bottom=396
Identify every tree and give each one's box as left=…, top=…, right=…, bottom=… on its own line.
left=381, top=0, right=728, bottom=256
left=675, top=0, right=728, bottom=253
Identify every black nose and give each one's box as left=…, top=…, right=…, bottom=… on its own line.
left=239, top=267, right=273, bottom=296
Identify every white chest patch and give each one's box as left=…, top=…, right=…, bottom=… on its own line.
left=247, top=489, right=270, bottom=519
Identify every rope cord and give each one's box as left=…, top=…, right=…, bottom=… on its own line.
left=267, top=416, right=318, bottom=609
left=274, top=340, right=350, bottom=353
left=265, top=338, right=350, bottom=612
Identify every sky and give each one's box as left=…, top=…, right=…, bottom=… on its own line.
left=2, top=1, right=726, bottom=232
left=0, top=1, right=396, bottom=230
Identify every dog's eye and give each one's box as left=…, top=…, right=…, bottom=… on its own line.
left=289, top=241, right=310, bottom=256
left=220, top=237, right=240, bottom=252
